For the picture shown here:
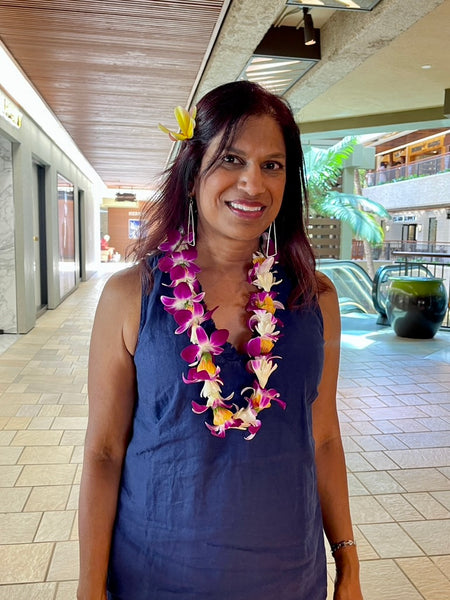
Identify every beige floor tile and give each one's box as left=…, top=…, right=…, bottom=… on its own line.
left=0, top=465, right=22, bottom=486
left=35, top=510, right=76, bottom=542
left=386, top=448, right=450, bottom=469
left=352, top=526, right=379, bottom=560
left=66, top=484, right=80, bottom=510
left=396, top=556, right=450, bottom=600
left=70, top=511, right=79, bottom=541
left=350, top=495, right=393, bottom=524
left=18, top=445, right=74, bottom=465
left=27, top=417, right=55, bottom=430
left=55, top=580, right=78, bottom=600
left=51, top=416, right=88, bottom=430
left=359, top=522, right=423, bottom=558
left=0, top=542, right=54, bottom=583
left=0, top=512, right=42, bottom=543
left=344, top=453, right=374, bottom=472
left=405, top=492, right=450, bottom=519
left=0, top=430, right=15, bottom=444
left=61, top=430, right=86, bottom=446
left=361, top=451, right=401, bottom=470
left=11, top=430, right=63, bottom=446
left=24, top=485, right=71, bottom=511
left=401, top=520, right=450, bottom=555
left=431, top=491, right=450, bottom=510
left=25, top=381, right=84, bottom=394
left=347, top=472, right=370, bottom=496
left=38, top=405, right=62, bottom=417
left=47, top=540, right=79, bottom=581
left=0, top=486, right=31, bottom=512
left=389, top=468, right=450, bottom=492
left=375, top=494, right=423, bottom=521
left=0, top=582, right=57, bottom=599
left=70, top=446, right=83, bottom=464
left=431, top=555, right=450, bottom=578
left=0, top=446, right=23, bottom=464
left=4, top=417, right=32, bottom=430
left=59, top=405, right=88, bottom=417
left=359, top=559, right=423, bottom=599
left=15, top=405, right=41, bottom=417
left=16, top=464, right=77, bottom=487
left=355, top=471, right=405, bottom=494
left=38, top=393, right=61, bottom=405
left=73, top=464, right=83, bottom=484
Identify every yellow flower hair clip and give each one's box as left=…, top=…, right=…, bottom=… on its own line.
left=158, top=106, right=197, bottom=142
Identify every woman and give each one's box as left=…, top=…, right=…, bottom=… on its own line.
left=78, top=81, right=363, bottom=599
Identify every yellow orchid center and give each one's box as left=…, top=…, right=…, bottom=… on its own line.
left=213, top=406, right=234, bottom=426
left=197, top=352, right=216, bottom=375
left=256, top=296, right=276, bottom=314
left=260, top=338, right=274, bottom=354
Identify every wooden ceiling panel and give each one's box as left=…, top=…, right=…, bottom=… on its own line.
left=0, top=0, right=226, bottom=188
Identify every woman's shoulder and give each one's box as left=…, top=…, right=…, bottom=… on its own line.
left=315, top=271, right=340, bottom=339
left=315, top=271, right=337, bottom=297
left=97, top=264, right=143, bottom=355
left=101, top=263, right=142, bottom=303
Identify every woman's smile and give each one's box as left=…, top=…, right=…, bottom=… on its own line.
left=226, top=200, right=265, bottom=217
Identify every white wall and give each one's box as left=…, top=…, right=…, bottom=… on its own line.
left=363, top=172, right=450, bottom=245
left=1, top=109, right=100, bottom=333
left=363, top=171, right=450, bottom=211
left=0, top=134, right=17, bottom=332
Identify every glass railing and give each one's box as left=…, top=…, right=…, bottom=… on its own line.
left=352, top=240, right=450, bottom=261
left=366, top=152, right=450, bottom=186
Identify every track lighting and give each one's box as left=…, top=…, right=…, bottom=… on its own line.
left=303, top=8, right=316, bottom=46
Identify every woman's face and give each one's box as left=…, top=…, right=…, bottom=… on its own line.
left=194, top=115, right=286, bottom=248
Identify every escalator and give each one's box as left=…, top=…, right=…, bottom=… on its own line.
left=317, top=260, right=376, bottom=314
left=317, top=260, right=435, bottom=320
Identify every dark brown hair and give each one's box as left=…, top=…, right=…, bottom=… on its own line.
left=131, top=80, right=318, bottom=305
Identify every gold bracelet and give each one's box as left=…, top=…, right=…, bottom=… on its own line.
left=330, top=539, right=356, bottom=555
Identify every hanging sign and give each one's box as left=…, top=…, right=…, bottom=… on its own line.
left=0, top=91, right=23, bottom=128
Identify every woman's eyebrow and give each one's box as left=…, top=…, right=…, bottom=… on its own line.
left=225, top=145, right=286, bottom=160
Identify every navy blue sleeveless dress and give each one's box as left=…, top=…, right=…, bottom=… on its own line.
left=107, top=261, right=327, bottom=599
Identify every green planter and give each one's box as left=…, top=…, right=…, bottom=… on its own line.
left=386, top=276, right=448, bottom=339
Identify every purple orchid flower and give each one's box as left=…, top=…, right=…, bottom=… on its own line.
left=173, top=302, right=207, bottom=334
left=161, top=282, right=205, bottom=315
left=180, top=326, right=229, bottom=364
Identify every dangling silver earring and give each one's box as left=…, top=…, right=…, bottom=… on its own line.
left=187, top=196, right=196, bottom=246
left=265, top=220, right=278, bottom=258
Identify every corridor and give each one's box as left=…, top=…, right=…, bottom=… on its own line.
left=0, top=265, right=449, bottom=599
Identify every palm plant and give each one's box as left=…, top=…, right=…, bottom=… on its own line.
left=304, top=136, right=390, bottom=245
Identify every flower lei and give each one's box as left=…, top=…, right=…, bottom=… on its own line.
left=157, top=230, right=286, bottom=440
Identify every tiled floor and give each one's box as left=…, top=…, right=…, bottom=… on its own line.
left=0, top=266, right=449, bottom=599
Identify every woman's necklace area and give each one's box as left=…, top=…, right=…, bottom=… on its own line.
left=157, top=230, right=286, bottom=440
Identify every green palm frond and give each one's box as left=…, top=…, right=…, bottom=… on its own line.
left=305, top=137, right=391, bottom=245
left=305, top=136, right=358, bottom=202
left=316, top=193, right=388, bottom=244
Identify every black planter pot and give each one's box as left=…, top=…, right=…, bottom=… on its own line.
left=386, top=276, right=448, bottom=339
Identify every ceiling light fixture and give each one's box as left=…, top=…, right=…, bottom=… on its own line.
left=286, top=1, right=382, bottom=11
left=239, top=25, right=321, bottom=95
left=303, top=8, right=316, bottom=45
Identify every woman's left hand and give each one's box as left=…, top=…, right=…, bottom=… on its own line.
left=333, top=574, right=364, bottom=599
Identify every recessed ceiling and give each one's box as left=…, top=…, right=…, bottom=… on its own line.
left=0, top=0, right=228, bottom=189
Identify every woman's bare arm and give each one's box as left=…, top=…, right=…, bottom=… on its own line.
left=313, top=273, right=363, bottom=599
left=77, top=265, right=141, bottom=600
